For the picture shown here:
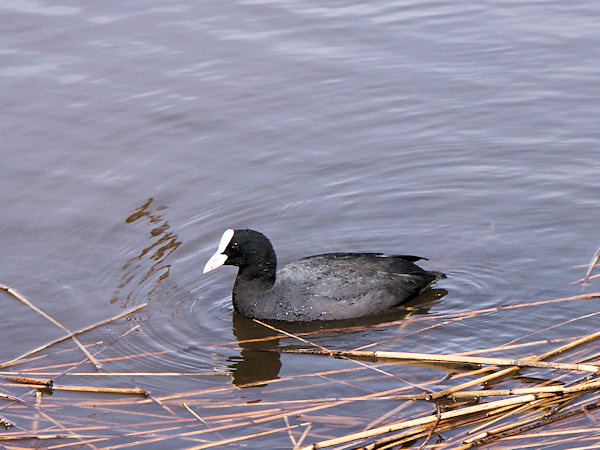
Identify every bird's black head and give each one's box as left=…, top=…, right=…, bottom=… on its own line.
left=204, top=229, right=277, bottom=279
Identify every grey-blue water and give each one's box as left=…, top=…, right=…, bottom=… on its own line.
left=1, top=1, right=599, bottom=447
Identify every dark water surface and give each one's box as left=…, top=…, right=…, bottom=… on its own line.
left=1, top=0, right=600, bottom=448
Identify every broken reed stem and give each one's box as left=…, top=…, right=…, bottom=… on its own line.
left=2, top=376, right=53, bottom=388
left=0, top=434, right=78, bottom=441
left=2, top=376, right=147, bottom=396
left=0, top=302, right=148, bottom=369
left=273, top=348, right=600, bottom=374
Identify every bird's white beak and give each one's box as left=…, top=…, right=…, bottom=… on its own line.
left=203, top=229, right=235, bottom=274
left=203, top=251, right=228, bottom=274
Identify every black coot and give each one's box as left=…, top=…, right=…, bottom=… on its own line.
left=204, top=229, right=445, bottom=322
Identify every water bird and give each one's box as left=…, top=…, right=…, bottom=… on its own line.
left=204, top=229, right=445, bottom=322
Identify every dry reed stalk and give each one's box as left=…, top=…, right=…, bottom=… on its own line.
left=453, top=335, right=578, bottom=356
left=49, top=385, right=148, bottom=396
left=49, top=437, right=113, bottom=449
left=425, top=327, right=600, bottom=401
left=26, top=323, right=141, bottom=388
left=509, top=427, right=600, bottom=440
left=284, top=414, right=297, bottom=447
left=253, top=319, right=328, bottom=351
left=457, top=395, right=600, bottom=448
left=6, top=400, right=94, bottom=448
left=109, top=415, right=294, bottom=450
left=16, top=340, right=108, bottom=370
left=362, top=400, right=415, bottom=431
left=418, top=402, right=442, bottom=449
left=0, top=302, right=148, bottom=369
left=0, top=283, right=101, bottom=370
left=386, top=386, right=593, bottom=448
left=51, top=402, right=189, bottom=424
left=352, top=313, right=475, bottom=352
left=569, top=273, right=600, bottom=285
left=451, top=402, right=542, bottom=444
left=362, top=410, right=499, bottom=450
left=272, top=348, right=600, bottom=374
left=456, top=394, right=576, bottom=448
left=0, top=371, right=225, bottom=377
left=94, top=349, right=174, bottom=365
left=5, top=281, right=600, bottom=448
left=456, top=417, right=597, bottom=450
left=182, top=402, right=210, bottom=426
left=166, top=385, right=417, bottom=442
left=0, top=433, right=77, bottom=441
left=432, top=330, right=594, bottom=385
left=299, top=393, right=550, bottom=449
left=0, top=392, right=23, bottom=403
left=368, top=425, right=441, bottom=449
left=584, top=247, right=600, bottom=284
left=389, top=393, right=585, bottom=449
left=462, top=413, right=543, bottom=446
left=294, top=423, right=312, bottom=450
left=539, top=328, right=600, bottom=360
left=449, top=380, right=600, bottom=399
left=186, top=423, right=302, bottom=449
left=154, top=350, right=420, bottom=405
left=3, top=376, right=53, bottom=388
left=360, top=401, right=531, bottom=449
left=453, top=389, right=585, bottom=446
left=505, top=435, right=600, bottom=450
left=11, top=326, right=151, bottom=401
left=182, top=401, right=229, bottom=443
left=363, top=425, right=434, bottom=450
left=571, top=348, right=600, bottom=365
left=501, top=311, right=600, bottom=350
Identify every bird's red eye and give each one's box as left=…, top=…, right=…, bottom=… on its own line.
left=231, top=242, right=239, bottom=249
